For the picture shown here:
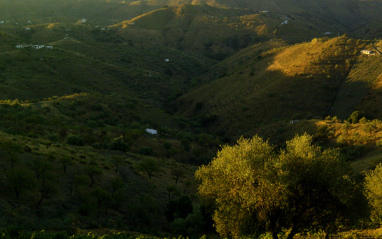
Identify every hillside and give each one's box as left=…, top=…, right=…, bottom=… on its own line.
left=330, top=42, right=382, bottom=119
left=173, top=36, right=375, bottom=138
left=114, top=5, right=266, bottom=59
left=120, top=0, right=382, bottom=31
left=2, top=0, right=382, bottom=37
left=0, top=22, right=214, bottom=102
left=3, top=0, right=382, bottom=237
left=114, top=4, right=344, bottom=60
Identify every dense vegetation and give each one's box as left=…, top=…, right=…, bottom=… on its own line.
left=196, top=134, right=367, bottom=238
left=2, top=0, right=382, bottom=238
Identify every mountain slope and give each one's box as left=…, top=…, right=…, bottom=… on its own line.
left=173, top=36, right=366, bottom=137
left=330, top=42, right=382, bottom=119
left=122, top=0, right=382, bottom=29
left=0, top=23, right=214, bottom=102
left=114, top=4, right=346, bottom=59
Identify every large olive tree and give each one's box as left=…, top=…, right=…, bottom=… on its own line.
left=365, top=163, right=382, bottom=222
left=196, top=134, right=363, bottom=239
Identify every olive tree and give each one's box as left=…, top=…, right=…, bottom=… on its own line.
left=365, top=163, right=382, bottom=222
left=196, top=134, right=364, bottom=239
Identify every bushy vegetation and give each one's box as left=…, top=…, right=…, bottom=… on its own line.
left=3, top=0, right=382, bottom=238
left=196, top=134, right=367, bottom=239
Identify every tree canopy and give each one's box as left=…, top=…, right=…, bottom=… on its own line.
left=365, top=163, right=382, bottom=222
left=196, top=134, right=365, bottom=239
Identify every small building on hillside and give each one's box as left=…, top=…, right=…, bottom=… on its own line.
left=361, top=50, right=375, bottom=55
left=33, top=45, right=45, bottom=49
left=290, top=120, right=299, bottom=125
left=281, top=20, right=288, bottom=25
left=146, top=128, right=158, bottom=135
left=324, top=32, right=331, bottom=35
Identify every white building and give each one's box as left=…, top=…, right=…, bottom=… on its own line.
left=33, top=45, right=45, bottom=49
left=146, top=129, right=158, bottom=135
left=361, top=50, right=375, bottom=55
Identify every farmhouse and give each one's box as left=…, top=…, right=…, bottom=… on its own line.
left=15, top=44, right=53, bottom=50
left=361, top=50, right=375, bottom=55
left=290, top=120, right=299, bottom=125
left=33, top=45, right=45, bottom=49
left=146, top=129, right=158, bottom=135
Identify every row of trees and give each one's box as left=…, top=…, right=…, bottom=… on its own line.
left=196, top=134, right=372, bottom=239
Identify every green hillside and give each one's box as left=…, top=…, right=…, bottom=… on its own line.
left=114, top=4, right=345, bottom=60
left=3, top=0, right=382, bottom=237
left=173, top=36, right=370, bottom=138
left=0, top=22, right=214, bottom=102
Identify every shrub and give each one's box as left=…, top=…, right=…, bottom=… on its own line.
left=137, top=158, right=159, bottom=179
left=109, top=136, right=129, bottom=152
left=359, top=117, right=368, bottom=124
left=376, top=139, right=382, bottom=148
left=348, top=111, right=362, bottom=124
left=66, top=135, right=84, bottom=146
left=171, top=205, right=204, bottom=236
left=139, top=147, right=154, bottom=156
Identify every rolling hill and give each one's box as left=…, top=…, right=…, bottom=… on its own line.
left=171, top=36, right=382, bottom=138
left=2, top=0, right=382, bottom=236
left=113, top=4, right=349, bottom=60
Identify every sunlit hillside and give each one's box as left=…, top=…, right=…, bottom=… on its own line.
left=3, top=0, right=382, bottom=237
left=174, top=36, right=369, bottom=137
left=114, top=4, right=344, bottom=59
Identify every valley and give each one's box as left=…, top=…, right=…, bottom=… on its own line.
left=1, top=0, right=382, bottom=238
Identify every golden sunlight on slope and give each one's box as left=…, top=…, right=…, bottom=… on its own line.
left=267, top=37, right=339, bottom=76
left=46, top=23, right=59, bottom=29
